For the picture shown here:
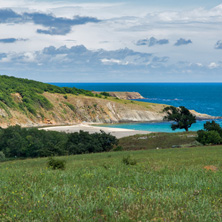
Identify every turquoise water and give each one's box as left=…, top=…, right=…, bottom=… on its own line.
left=51, top=83, right=222, bottom=132
left=98, top=120, right=222, bottom=133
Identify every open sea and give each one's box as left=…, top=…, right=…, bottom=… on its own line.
left=51, top=83, right=222, bottom=132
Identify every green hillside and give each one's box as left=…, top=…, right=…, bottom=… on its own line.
left=0, top=75, right=94, bottom=116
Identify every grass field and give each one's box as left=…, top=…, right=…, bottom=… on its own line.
left=1, top=146, right=222, bottom=221
left=118, top=131, right=199, bottom=150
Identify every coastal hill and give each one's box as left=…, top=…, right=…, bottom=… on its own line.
left=0, top=75, right=216, bottom=127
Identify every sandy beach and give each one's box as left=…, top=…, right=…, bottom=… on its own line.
left=39, top=124, right=152, bottom=139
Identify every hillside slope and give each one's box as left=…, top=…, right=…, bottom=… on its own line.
left=0, top=75, right=216, bottom=127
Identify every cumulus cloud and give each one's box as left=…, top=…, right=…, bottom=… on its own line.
left=208, top=62, right=219, bottom=69
left=0, top=9, right=101, bottom=35
left=0, top=38, right=27, bottom=43
left=0, top=45, right=171, bottom=70
left=215, top=40, right=222, bottom=49
left=174, top=38, right=192, bottom=46
left=136, top=37, right=169, bottom=47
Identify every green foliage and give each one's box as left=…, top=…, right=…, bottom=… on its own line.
left=100, top=92, right=110, bottom=97
left=66, top=130, right=118, bottom=155
left=197, top=130, right=222, bottom=145
left=113, top=145, right=123, bottom=151
left=122, top=155, right=137, bottom=165
left=204, top=120, right=222, bottom=136
left=47, top=157, right=66, bottom=170
left=0, top=126, right=118, bottom=158
left=63, top=95, right=68, bottom=99
left=63, top=102, right=75, bottom=112
left=197, top=121, right=222, bottom=145
left=0, top=151, right=5, bottom=161
left=163, top=106, right=196, bottom=131
left=93, top=103, right=97, bottom=108
left=0, top=75, right=96, bottom=116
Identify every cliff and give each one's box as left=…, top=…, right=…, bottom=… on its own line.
left=0, top=92, right=219, bottom=128
left=0, top=93, right=167, bottom=127
left=95, top=91, right=144, bottom=100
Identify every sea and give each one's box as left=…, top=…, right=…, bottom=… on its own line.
left=50, top=83, right=222, bottom=133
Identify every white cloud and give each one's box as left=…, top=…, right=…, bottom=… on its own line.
left=208, top=62, right=219, bottom=69
left=0, top=1, right=222, bottom=81
left=101, top=58, right=129, bottom=65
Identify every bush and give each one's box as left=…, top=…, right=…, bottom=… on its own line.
left=122, top=155, right=137, bottom=165
left=204, top=121, right=222, bottom=136
left=0, top=151, right=5, bottom=161
left=197, top=130, right=222, bottom=145
left=47, top=157, right=66, bottom=170
left=113, top=145, right=123, bottom=152
left=100, top=92, right=110, bottom=97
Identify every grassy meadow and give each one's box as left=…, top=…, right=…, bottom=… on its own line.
left=1, top=146, right=222, bottom=221
left=118, top=131, right=198, bottom=150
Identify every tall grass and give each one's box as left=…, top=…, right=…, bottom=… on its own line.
left=0, top=146, right=222, bottom=221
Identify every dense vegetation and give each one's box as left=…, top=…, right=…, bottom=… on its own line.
left=0, top=146, right=222, bottom=221
left=197, top=120, right=222, bottom=145
left=0, top=75, right=95, bottom=116
left=0, top=125, right=117, bottom=158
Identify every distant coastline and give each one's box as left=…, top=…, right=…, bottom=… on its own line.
left=51, top=83, right=222, bottom=117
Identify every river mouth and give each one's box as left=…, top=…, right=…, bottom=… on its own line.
left=96, top=119, right=222, bottom=133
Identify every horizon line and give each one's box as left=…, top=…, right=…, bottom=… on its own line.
left=47, top=82, right=222, bottom=84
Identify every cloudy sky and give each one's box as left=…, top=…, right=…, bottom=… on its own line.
left=0, top=0, right=222, bottom=82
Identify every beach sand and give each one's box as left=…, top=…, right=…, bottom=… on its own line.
left=39, top=124, right=152, bottom=139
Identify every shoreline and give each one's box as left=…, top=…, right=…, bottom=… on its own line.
left=39, top=124, right=152, bottom=139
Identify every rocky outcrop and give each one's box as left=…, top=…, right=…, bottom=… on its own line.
left=95, top=91, right=144, bottom=100
left=190, top=110, right=221, bottom=120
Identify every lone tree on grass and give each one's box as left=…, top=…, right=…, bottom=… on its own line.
left=163, top=106, right=196, bottom=132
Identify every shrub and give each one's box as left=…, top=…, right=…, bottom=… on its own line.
left=47, top=157, right=66, bottom=170
left=197, top=130, right=222, bottom=145
left=63, top=102, right=75, bottom=112
left=113, top=145, right=123, bottom=152
left=122, top=155, right=137, bottom=165
left=204, top=121, right=222, bottom=136
left=64, top=95, right=68, bottom=99
left=100, top=92, right=110, bottom=97
left=0, top=151, right=5, bottom=161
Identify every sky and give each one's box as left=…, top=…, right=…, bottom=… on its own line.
left=0, top=0, right=222, bottom=82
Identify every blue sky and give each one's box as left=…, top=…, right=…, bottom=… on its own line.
left=0, top=0, right=222, bottom=82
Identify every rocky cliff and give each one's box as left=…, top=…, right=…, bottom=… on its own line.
left=0, top=92, right=218, bottom=128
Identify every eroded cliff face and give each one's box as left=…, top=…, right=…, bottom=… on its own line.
left=0, top=92, right=166, bottom=127
left=0, top=92, right=217, bottom=128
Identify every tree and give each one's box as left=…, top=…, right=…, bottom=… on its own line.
left=203, top=120, right=222, bottom=136
left=163, top=106, right=196, bottom=132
